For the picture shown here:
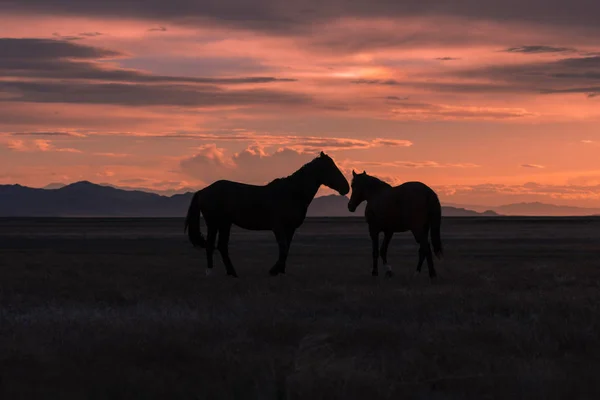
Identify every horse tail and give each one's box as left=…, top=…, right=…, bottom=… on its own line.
left=428, top=189, right=443, bottom=260
left=184, top=191, right=206, bottom=248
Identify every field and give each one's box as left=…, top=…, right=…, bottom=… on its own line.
left=1, top=216, right=600, bottom=399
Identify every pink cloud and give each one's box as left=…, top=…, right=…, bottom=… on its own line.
left=434, top=182, right=600, bottom=205
left=34, top=139, right=52, bottom=151
left=146, top=131, right=413, bottom=152
left=363, top=161, right=480, bottom=168
left=6, top=139, right=27, bottom=151
left=3, top=138, right=81, bottom=153
left=180, top=145, right=321, bottom=185
left=92, top=152, right=130, bottom=157
left=521, top=164, right=545, bottom=169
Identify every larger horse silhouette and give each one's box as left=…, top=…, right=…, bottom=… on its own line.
left=347, top=170, right=443, bottom=280
left=185, top=152, right=350, bottom=277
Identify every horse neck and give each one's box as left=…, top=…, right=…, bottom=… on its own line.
left=287, top=165, right=323, bottom=205
left=365, top=180, right=391, bottom=202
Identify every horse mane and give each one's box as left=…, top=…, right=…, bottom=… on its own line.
left=266, top=156, right=321, bottom=187
left=359, top=173, right=393, bottom=191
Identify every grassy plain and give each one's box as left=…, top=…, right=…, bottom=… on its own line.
left=1, top=217, right=600, bottom=399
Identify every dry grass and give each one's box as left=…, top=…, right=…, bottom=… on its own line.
left=1, top=217, right=600, bottom=399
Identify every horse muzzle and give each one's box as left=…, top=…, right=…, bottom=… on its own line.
left=338, top=184, right=350, bottom=196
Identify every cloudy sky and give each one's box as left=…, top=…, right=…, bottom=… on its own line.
left=1, top=0, right=600, bottom=206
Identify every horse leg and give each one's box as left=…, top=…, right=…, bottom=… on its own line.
left=269, top=228, right=289, bottom=276
left=217, top=223, right=238, bottom=278
left=412, top=229, right=426, bottom=276
left=419, top=225, right=437, bottom=280
left=277, top=228, right=296, bottom=275
left=424, top=243, right=437, bottom=281
left=205, top=224, right=218, bottom=276
left=380, top=231, right=394, bottom=278
left=370, top=226, right=380, bottom=276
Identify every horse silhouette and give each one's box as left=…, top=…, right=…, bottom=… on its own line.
left=347, top=170, right=443, bottom=280
left=185, top=151, right=350, bottom=277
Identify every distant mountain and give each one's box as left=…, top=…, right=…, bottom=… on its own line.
left=43, top=182, right=67, bottom=190
left=307, top=195, right=500, bottom=217
left=0, top=181, right=193, bottom=217
left=41, top=181, right=194, bottom=197
left=441, top=201, right=600, bottom=216
left=493, top=202, right=600, bottom=217
left=98, top=182, right=196, bottom=197
left=0, top=181, right=499, bottom=218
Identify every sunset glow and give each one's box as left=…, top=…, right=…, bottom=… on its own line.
left=2, top=1, right=600, bottom=207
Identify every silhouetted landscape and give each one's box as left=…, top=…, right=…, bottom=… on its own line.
left=3, top=0, right=600, bottom=397
left=2, top=217, right=600, bottom=398
left=7, top=181, right=598, bottom=217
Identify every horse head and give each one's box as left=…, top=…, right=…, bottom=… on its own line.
left=316, top=151, right=350, bottom=196
left=347, top=170, right=370, bottom=212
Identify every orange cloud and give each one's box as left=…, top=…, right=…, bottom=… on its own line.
left=6, top=139, right=27, bottom=151
left=181, top=145, right=324, bottom=185
left=143, top=131, right=413, bottom=152
left=92, top=152, right=130, bottom=157
left=3, top=138, right=82, bottom=153
left=434, top=182, right=600, bottom=205
left=521, top=164, right=545, bottom=169
left=357, top=161, right=480, bottom=168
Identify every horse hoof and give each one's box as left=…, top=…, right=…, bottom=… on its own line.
left=269, top=270, right=279, bottom=276
left=372, top=271, right=378, bottom=277
left=385, top=270, right=394, bottom=278
left=227, top=272, right=239, bottom=278
left=205, top=268, right=212, bottom=277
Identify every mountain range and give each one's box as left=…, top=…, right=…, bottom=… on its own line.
left=0, top=181, right=503, bottom=217
left=2, top=181, right=599, bottom=217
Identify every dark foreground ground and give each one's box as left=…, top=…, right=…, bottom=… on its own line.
left=1, top=217, right=600, bottom=399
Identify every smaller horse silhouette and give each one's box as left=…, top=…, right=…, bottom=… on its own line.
left=185, top=151, right=350, bottom=277
left=347, top=170, right=443, bottom=280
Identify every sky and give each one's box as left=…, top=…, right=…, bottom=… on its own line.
left=1, top=0, right=600, bottom=207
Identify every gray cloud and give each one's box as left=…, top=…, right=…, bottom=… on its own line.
left=10, top=131, right=85, bottom=137
left=539, top=87, right=600, bottom=97
left=435, top=57, right=461, bottom=61
left=50, top=31, right=104, bottom=41
left=0, top=39, right=296, bottom=85
left=52, top=33, right=83, bottom=41
left=148, top=26, right=167, bottom=32
left=3, top=0, right=600, bottom=34
left=385, top=96, right=410, bottom=101
left=0, top=38, right=120, bottom=59
left=351, top=79, right=401, bottom=86
left=435, top=55, right=600, bottom=97
left=0, top=80, right=312, bottom=108
left=503, top=45, right=577, bottom=54
left=352, top=79, right=527, bottom=94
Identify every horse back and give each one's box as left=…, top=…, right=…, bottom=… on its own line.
left=366, top=181, right=437, bottom=231
left=197, top=179, right=308, bottom=230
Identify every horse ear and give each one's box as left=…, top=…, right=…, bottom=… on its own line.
left=362, top=170, right=366, bottom=175
left=352, top=170, right=357, bottom=177
left=320, top=151, right=325, bottom=157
